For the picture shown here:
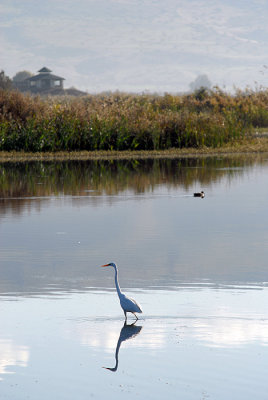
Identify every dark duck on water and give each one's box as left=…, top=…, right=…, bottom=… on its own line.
left=193, top=191, right=205, bottom=198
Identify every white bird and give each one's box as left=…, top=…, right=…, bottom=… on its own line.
left=101, top=262, right=142, bottom=321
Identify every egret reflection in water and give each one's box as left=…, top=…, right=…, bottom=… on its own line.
left=103, top=322, right=143, bottom=372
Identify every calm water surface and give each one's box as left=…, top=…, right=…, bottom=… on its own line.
left=0, top=156, right=268, bottom=399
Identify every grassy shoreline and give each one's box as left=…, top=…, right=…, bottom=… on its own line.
left=1, top=88, right=268, bottom=154
left=1, top=88, right=268, bottom=158
left=1, top=136, right=268, bottom=162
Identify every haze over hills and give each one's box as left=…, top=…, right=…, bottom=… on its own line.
left=1, top=0, right=268, bottom=93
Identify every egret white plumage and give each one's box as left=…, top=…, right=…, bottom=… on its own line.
left=101, top=262, right=142, bottom=321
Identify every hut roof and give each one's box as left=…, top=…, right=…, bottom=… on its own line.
left=27, top=73, right=65, bottom=82
left=38, top=67, right=52, bottom=73
left=27, top=67, right=65, bottom=82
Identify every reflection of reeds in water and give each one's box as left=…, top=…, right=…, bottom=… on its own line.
left=0, top=156, right=265, bottom=197
left=0, top=156, right=266, bottom=216
left=1, top=88, right=268, bottom=151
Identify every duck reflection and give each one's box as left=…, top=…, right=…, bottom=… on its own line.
left=103, top=321, right=142, bottom=372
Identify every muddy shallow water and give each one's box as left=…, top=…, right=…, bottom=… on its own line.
left=0, top=156, right=268, bottom=399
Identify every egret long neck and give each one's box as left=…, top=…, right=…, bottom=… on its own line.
left=114, top=267, right=122, bottom=296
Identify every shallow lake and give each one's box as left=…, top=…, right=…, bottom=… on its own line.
left=0, top=155, right=268, bottom=399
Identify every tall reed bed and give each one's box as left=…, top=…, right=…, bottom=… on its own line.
left=0, top=88, right=267, bottom=152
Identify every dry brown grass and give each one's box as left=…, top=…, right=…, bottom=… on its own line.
left=1, top=88, right=268, bottom=152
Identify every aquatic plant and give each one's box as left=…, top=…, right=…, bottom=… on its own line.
left=0, top=87, right=267, bottom=152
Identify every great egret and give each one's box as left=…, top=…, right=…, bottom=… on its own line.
left=101, top=262, right=142, bottom=321
left=194, top=191, right=205, bottom=198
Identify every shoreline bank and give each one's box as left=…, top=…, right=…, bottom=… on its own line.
left=1, top=137, right=268, bottom=162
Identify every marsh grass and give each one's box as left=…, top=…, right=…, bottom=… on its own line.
left=0, top=88, right=268, bottom=152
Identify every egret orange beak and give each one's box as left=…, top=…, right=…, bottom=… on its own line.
left=101, top=264, right=110, bottom=267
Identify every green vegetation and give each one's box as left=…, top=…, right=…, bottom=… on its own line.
left=0, top=87, right=268, bottom=152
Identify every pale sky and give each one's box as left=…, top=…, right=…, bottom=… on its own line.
left=1, top=0, right=268, bottom=93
